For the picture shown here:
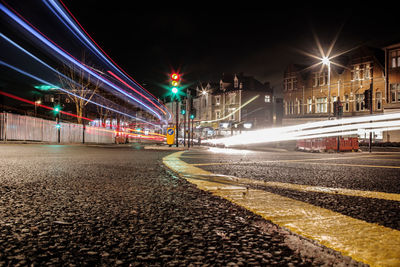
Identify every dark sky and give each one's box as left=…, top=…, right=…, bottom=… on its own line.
left=50, top=2, right=400, bottom=97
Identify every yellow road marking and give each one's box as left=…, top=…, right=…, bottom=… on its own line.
left=236, top=179, right=400, bottom=202
left=163, top=151, right=400, bottom=267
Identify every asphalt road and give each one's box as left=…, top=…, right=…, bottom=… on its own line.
left=180, top=147, right=400, bottom=230
left=173, top=146, right=400, bottom=266
left=0, top=144, right=367, bottom=266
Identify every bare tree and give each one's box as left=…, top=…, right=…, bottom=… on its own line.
left=58, top=58, right=102, bottom=124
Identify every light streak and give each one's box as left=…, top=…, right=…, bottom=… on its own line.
left=0, top=90, right=93, bottom=121
left=0, top=2, right=169, bottom=121
left=201, top=95, right=259, bottom=124
left=207, top=113, right=400, bottom=147
left=0, top=33, right=154, bottom=126
left=45, top=0, right=169, bottom=119
left=107, top=70, right=166, bottom=115
left=0, top=60, right=162, bottom=128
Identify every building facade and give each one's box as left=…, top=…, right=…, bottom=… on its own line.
left=166, top=73, right=276, bottom=139
left=383, top=43, right=400, bottom=141
left=283, top=46, right=385, bottom=122
left=283, top=45, right=400, bottom=142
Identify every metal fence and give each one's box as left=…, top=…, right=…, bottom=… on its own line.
left=0, top=113, right=114, bottom=144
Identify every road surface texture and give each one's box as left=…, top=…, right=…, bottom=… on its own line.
left=0, top=144, right=365, bottom=266
left=171, top=146, right=400, bottom=266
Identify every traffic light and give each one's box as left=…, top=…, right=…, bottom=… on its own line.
left=170, top=73, right=180, bottom=96
left=54, top=105, right=61, bottom=113
left=364, top=88, right=371, bottom=110
left=189, top=108, right=196, bottom=119
left=180, top=103, right=186, bottom=115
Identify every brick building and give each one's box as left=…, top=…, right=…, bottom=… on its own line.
left=165, top=73, right=276, bottom=138
left=282, top=46, right=386, bottom=134
left=383, top=43, right=400, bottom=141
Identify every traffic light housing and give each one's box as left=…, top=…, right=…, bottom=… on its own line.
left=189, top=108, right=196, bottom=119
left=180, top=103, right=186, bottom=115
left=54, top=104, right=61, bottom=113
left=170, top=73, right=180, bottom=95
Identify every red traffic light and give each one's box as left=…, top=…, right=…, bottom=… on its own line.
left=171, top=73, right=179, bottom=80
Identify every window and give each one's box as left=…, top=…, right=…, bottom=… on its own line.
left=319, top=72, right=327, bottom=86
left=215, top=110, right=221, bottom=119
left=307, top=98, right=312, bottom=113
left=352, top=63, right=373, bottom=80
left=298, top=100, right=302, bottom=114
left=355, top=94, right=365, bottom=111
left=229, top=94, right=235, bottom=104
left=284, top=101, right=288, bottom=115
left=284, top=75, right=297, bottom=91
left=365, top=63, right=372, bottom=79
left=344, top=95, right=349, bottom=112
left=215, top=96, right=220, bottom=106
left=391, top=84, right=400, bottom=103
left=313, top=73, right=318, bottom=87
left=264, top=95, right=271, bottom=103
left=376, top=92, right=382, bottom=110
left=390, top=50, right=400, bottom=68
left=316, top=97, right=327, bottom=113
left=313, top=72, right=327, bottom=86
left=289, top=101, right=294, bottom=114
left=228, top=108, right=235, bottom=120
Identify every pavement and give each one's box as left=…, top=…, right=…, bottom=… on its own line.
left=0, top=143, right=397, bottom=266
left=171, top=147, right=400, bottom=266
left=0, top=143, right=345, bottom=266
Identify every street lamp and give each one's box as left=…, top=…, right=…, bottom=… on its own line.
left=322, top=56, right=331, bottom=119
left=34, top=100, right=41, bottom=117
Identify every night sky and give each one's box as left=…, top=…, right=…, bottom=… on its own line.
left=5, top=1, right=400, bottom=98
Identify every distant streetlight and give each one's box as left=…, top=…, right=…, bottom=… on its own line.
left=322, top=57, right=331, bottom=119
left=34, top=100, right=41, bottom=117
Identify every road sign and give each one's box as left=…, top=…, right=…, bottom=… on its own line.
left=166, top=127, right=175, bottom=145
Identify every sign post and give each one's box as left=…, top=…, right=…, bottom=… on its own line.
left=166, top=127, right=175, bottom=146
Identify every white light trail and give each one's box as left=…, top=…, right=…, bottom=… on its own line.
left=201, top=95, right=259, bottom=124
left=207, top=113, right=400, bottom=147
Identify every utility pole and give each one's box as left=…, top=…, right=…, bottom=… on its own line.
left=187, top=89, right=191, bottom=148
left=175, top=99, right=179, bottom=147
left=183, top=100, right=186, bottom=147
left=191, top=117, right=194, bottom=147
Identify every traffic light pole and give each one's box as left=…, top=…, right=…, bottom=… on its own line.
left=187, top=89, right=191, bottom=149
left=175, top=99, right=179, bottom=147
left=183, top=103, right=186, bottom=147
left=191, top=118, right=194, bottom=147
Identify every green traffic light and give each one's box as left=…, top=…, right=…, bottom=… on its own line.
left=172, top=87, right=178, bottom=94
left=190, top=114, right=194, bottom=119
left=181, top=109, right=186, bottom=115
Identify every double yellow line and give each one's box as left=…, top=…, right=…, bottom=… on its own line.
left=163, top=151, right=400, bottom=267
